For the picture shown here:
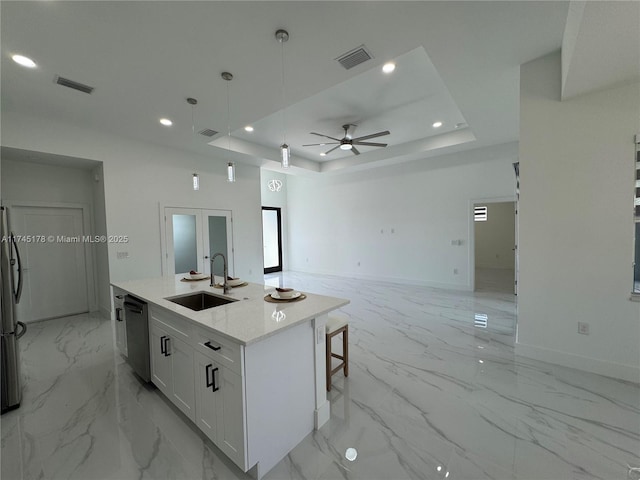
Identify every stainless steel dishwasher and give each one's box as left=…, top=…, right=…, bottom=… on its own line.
left=123, top=295, right=150, bottom=382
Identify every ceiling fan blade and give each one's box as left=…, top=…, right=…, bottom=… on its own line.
left=352, top=141, right=387, bottom=147
left=324, top=145, right=340, bottom=155
left=351, top=130, right=390, bottom=142
left=302, top=142, right=339, bottom=147
left=351, top=146, right=360, bottom=155
left=310, top=132, right=341, bottom=142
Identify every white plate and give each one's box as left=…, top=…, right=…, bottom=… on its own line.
left=188, top=273, right=208, bottom=280
left=271, top=291, right=301, bottom=300
left=227, top=278, right=244, bottom=287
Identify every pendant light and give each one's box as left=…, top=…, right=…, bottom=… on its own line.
left=187, top=98, right=200, bottom=190
left=276, top=29, right=290, bottom=169
left=222, top=71, right=236, bottom=183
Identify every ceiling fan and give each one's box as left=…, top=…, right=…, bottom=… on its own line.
left=302, top=124, right=390, bottom=156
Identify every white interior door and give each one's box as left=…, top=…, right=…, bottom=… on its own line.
left=164, top=208, right=233, bottom=277
left=12, top=206, right=89, bottom=322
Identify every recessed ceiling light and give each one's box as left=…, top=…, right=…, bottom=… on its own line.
left=382, top=62, right=396, bottom=74
left=244, top=126, right=254, bottom=132
left=432, top=121, right=443, bottom=128
left=320, top=152, right=326, bottom=157
left=12, top=54, right=36, bottom=68
left=159, top=118, right=173, bottom=126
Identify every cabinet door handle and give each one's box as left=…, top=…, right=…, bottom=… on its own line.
left=212, top=367, right=219, bottom=392
left=205, top=364, right=214, bottom=388
left=116, top=308, right=123, bottom=322
left=160, top=335, right=167, bottom=355
left=164, top=337, right=171, bottom=356
left=204, top=341, right=221, bottom=351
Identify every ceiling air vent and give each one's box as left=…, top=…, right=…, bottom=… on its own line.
left=55, top=75, right=94, bottom=94
left=335, top=45, right=373, bottom=70
left=198, top=128, right=218, bottom=138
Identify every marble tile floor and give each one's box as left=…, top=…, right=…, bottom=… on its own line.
left=474, top=268, right=516, bottom=294
left=1, top=271, right=638, bottom=480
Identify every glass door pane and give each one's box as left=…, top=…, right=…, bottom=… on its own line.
left=202, top=210, right=234, bottom=278
left=172, top=214, right=198, bottom=274
left=208, top=216, right=228, bottom=277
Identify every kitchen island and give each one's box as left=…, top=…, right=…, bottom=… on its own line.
left=111, top=275, right=349, bottom=479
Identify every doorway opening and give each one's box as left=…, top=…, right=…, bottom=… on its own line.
left=262, top=207, right=283, bottom=274
left=472, top=200, right=517, bottom=294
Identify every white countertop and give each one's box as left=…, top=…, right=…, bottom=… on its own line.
left=112, top=275, right=349, bottom=346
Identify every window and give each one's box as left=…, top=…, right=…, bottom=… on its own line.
left=634, top=140, right=640, bottom=293
left=474, top=205, right=488, bottom=222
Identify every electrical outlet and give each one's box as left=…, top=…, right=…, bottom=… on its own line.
left=116, top=251, right=129, bottom=259
left=578, top=322, right=590, bottom=335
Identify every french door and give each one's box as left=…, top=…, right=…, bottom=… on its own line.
left=262, top=207, right=282, bottom=274
left=165, top=208, right=234, bottom=276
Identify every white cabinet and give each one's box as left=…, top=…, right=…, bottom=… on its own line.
left=217, top=366, right=245, bottom=466
left=149, top=319, right=195, bottom=421
left=194, top=350, right=220, bottom=438
left=113, top=288, right=127, bottom=357
left=169, top=334, right=195, bottom=418
left=194, top=347, right=246, bottom=469
left=150, top=323, right=170, bottom=392
left=144, top=304, right=316, bottom=479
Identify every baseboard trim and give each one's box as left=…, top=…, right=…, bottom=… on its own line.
left=288, top=267, right=472, bottom=292
left=99, top=305, right=111, bottom=320
left=515, top=342, right=640, bottom=384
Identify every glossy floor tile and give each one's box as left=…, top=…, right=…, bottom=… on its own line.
left=2, top=272, right=639, bottom=480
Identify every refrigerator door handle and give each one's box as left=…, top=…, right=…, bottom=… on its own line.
left=10, top=233, right=23, bottom=304
left=15, top=321, right=26, bottom=339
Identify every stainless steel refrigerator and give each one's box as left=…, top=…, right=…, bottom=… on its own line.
left=1, top=205, right=25, bottom=414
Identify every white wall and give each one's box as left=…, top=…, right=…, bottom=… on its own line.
left=1, top=111, right=264, bottom=310
left=518, top=51, right=640, bottom=382
left=474, top=201, right=515, bottom=269
left=260, top=170, right=289, bottom=271
left=2, top=158, right=96, bottom=206
left=286, top=145, right=517, bottom=290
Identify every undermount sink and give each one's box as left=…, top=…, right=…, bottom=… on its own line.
left=166, top=292, right=238, bottom=311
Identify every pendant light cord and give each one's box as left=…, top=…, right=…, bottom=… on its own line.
left=280, top=38, right=286, bottom=146
left=191, top=104, right=195, bottom=137
left=226, top=80, right=231, bottom=152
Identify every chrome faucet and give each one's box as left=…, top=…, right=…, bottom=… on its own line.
left=210, top=252, right=230, bottom=293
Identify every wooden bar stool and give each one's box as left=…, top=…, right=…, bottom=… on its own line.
left=326, top=313, right=349, bottom=391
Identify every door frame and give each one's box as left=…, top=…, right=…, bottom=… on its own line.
left=468, top=196, right=517, bottom=293
left=6, top=200, right=97, bottom=314
left=160, top=204, right=234, bottom=276
left=262, top=206, right=283, bottom=274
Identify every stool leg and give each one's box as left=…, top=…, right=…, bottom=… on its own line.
left=343, top=326, right=349, bottom=377
left=326, top=333, right=331, bottom=392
